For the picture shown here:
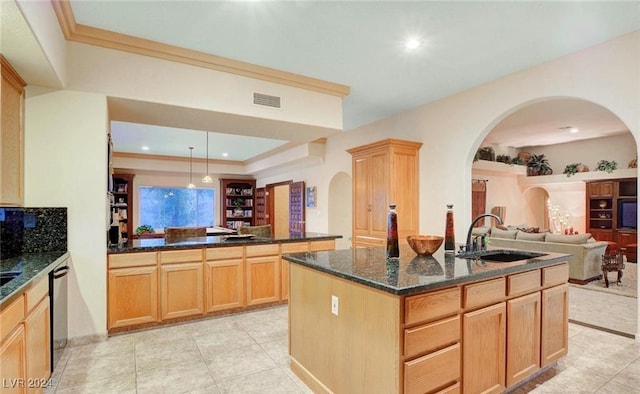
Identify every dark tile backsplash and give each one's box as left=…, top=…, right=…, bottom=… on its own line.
left=0, top=207, right=67, bottom=260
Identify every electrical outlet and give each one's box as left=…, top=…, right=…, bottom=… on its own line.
left=331, top=295, right=339, bottom=316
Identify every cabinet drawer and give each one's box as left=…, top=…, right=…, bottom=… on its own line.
left=246, top=244, right=279, bottom=257
left=405, top=287, right=460, bottom=326
left=160, top=249, right=203, bottom=264
left=281, top=242, right=308, bottom=254
left=354, top=235, right=385, bottom=246
left=464, top=277, right=505, bottom=310
left=109, top=252, right=157, bottom=269
left=0, top=295, right=24, bottom=341
left=435, top=382, right=460, bottom=394
left=507, top=269, right=541, bottom=297
left=404, top=343, right=460, bottom=394
left=25, top=275, right=48, bottom=312
left=542, top=264, right=568, bottom=287
left=206, top=246, right=243, bottom=260
left=405, top=315, right=460, bottom=358
left=308, top=240, right=335, bottom=252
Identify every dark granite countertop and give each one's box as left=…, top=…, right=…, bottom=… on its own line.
left=1, top=251, right=70, bottom=307
left=282, top=244, right=571, bottom=296
left=108, top=232, right=342, bottom=254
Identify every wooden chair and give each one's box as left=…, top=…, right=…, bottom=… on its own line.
left=238, top=224, right=272, bottom=238
left=164, top=226, right=207, bottom=240
left=601, top=248, right=625, bottom=287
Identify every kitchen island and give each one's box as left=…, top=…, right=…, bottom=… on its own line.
left=282, top=245, right=570, bottom=394
left=106, top=232, right=340, bottom=333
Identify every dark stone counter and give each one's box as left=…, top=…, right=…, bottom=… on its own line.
left=282, top=244, right=570, bottom=296
left=107, top=232, right=342, bottom=254
left=0, top=251, right=70, bottom=307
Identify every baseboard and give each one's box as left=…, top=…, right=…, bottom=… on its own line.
left=568, top=275, right=601, bottom=285
left=290, top=357, right=333, bottom=394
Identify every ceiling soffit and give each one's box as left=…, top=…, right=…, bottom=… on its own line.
left=50, top=0, right=350, bottom=98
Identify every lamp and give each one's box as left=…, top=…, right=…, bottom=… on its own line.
left=201, top=131, right=213, bottom=183
left=187, top=147, right=195, bottom=189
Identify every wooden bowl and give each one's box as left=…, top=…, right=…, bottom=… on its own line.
left=407, top=235, right=444, bottom=256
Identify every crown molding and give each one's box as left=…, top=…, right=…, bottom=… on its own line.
left=50, top=0, right=350, bottom=98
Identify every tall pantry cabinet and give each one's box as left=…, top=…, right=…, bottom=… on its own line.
left=0, top=56, right=26, bottom=206
left=347, top=139, right=422, bottom=248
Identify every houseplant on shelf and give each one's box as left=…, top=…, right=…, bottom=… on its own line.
left=232, top=198, right=245, bottom=217
left=595, top=159, right=617, bottom=173
left=526, top=154, right=553, bottom=176
left=563, top=162, right=589, bottom=177
left=135, top=224, right=154, bottom=236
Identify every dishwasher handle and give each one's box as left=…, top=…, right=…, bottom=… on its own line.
left=52, top=266, right=70, bottom=279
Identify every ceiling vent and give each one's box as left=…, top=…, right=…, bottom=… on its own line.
left=253, top=92, right=281, bottom=108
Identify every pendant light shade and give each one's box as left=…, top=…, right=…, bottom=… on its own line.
left=187, top=147, right=195, bottom=189
left=201, top=131, right=213, bottom=183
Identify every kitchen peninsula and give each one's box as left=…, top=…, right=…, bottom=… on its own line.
left=106, top=232, right=340, bottom=333
left=283, top=245, right=570, bottom=394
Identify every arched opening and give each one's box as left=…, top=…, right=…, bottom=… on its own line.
left=471, top=97, right=638, bottom=337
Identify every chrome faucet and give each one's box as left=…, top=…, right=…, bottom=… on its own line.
left=463, top=213, right=503, bottom=255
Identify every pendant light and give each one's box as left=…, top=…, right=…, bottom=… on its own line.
left=187, top=147, right=195, bottom=189
left=201, top=131, right=213, bottom=183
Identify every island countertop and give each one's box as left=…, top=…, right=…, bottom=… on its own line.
left=282, top=244, right=571, bottom=296
left=108, top=232, right=342, bottom=254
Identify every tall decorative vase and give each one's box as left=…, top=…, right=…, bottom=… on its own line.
left=387, top=204, right=399, bottom=258
left=445, top=204, right=455, bottom=252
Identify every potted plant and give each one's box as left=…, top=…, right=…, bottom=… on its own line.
left=510, top=156, right=525, bottom=166
left=563, top=162, right=589, bottom=177
left=476, top=146, right=495, bottom=161
left=496, top=154, right=511, bottom=164
left=232, top=198, right=244, bottom=216
left=595, top=160, right=617, bottom=173
left=136, top=224, right=154, bottom=236
left=526, top=154, right=553, bottom=176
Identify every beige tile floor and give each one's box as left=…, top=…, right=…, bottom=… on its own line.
left=45, top=297, right=639, bottom=394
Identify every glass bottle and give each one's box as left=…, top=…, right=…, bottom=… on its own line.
left=387, top=204, right=400, bottom=258
left=445, top=204, right=455, bottom=251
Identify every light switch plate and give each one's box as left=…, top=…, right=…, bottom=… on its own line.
left=331, top=295, right=339, bottom=316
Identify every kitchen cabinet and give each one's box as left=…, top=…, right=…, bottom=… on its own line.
left=108, top=252, right=159, bottom=329
left=541, top=284, right=569, bottom=367
left=245, top=244, right=280, bottom=306
left=586, top=178, right=637, bottom=244
left=347, top=139, right=422, bottom=248
left=506, top=292, right=540, bottom=387
left=0, top=325, right=26, bottom=394
left=587, top=181, right=613, bottom=198
left=24, top=297, right=50, bottom=394
left=160, top=250, right=204, bottom=320
left=220, top=178, right=256, bottom=229
left=462, top=302, right=506, bottom=394
left=205, top=247, right=244, bottom=312
left=281, top=242, right=310, bottom=301
left=0, top=55, right=26, bottom=207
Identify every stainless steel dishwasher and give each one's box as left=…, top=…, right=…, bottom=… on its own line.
left=49, top=258, right=70, bottom=372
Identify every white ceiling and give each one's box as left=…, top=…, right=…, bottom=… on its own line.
left=4, top=1, right=640, bottom=160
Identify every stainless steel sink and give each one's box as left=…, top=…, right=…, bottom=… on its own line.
left=478, top=250, right=547, bottom=262
left=0, top=271, right=21, bottom=286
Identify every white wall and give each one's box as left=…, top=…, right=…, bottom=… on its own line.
left=24, top=90, right=109, bottom=341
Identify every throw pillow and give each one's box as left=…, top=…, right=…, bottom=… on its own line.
left=472, top=226, right=490, bottom=236
left=545, top=233, right=592, bottom=245
left=516, top=231, right=546, bottom=241
left=491, top=227, right=518, bottom=239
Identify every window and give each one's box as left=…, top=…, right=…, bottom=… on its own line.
left=138, top=186, right=215, bottom=231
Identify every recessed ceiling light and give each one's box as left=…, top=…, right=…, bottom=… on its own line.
left=404, top=38, right=421, bottom=51
left=222, top=152, right=229, bottom=157
left=141, top=145, right=150, bottom=151
left=559, top=126, right=579, bottom=134
left=569, top=128, right=579, bottom=134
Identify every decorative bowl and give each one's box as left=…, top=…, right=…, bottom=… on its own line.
left=407, top=235, right=444, bottom=256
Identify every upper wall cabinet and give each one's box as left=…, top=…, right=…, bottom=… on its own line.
left=347, top=139, right=422, bottom=248
left=0, top=56, right=26, bottom=206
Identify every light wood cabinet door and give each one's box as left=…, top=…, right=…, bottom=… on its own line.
left=108, top=266, right=159, bottom=329
left=25, top=296, right=50, bottom=394
left=280, top=259, right=289, bottom=301
left=541, top=284, right=568, bottom=367
left=0, top=325, right=26, bottom=394
left=0, top=56, right=26, bottom=207
left=246, top=255, right=280, bottom=306
left=506, top=292, right=540, bottom=387
left=160, top=262, right=204, bottom=320
left=205, top=258, right=244, bottom=312
left=463, top=302, right=506, bottom=394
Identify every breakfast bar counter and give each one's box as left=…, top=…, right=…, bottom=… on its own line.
left=282, top=245, right=571, bottom=394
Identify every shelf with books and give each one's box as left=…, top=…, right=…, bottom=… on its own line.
left=220, top=178, right=256, bottom=229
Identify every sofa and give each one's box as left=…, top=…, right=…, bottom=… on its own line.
left=475, top=227, right=609, bottom=284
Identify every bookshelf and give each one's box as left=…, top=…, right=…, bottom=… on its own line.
left=220, top=178, right=256, bottom=229
left=110, top=174, right=133, bottom=243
